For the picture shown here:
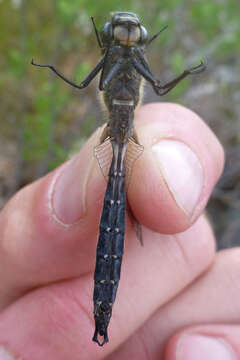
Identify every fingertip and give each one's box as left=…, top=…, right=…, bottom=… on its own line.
left=128, top=103, right=224, bottom=234
left=165, top=327, right=239, bottom=360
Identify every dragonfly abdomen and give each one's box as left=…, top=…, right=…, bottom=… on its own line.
left=93, top=140, right=127, bottom=346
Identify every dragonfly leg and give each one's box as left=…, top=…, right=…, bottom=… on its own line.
left=133, top=47, right=154, bottom=77
left=100, top=57, right=124, bottom=90
left=132, top=57, right=157, bottom=88
left=153, top=61, right=206, bottom=96
left=132, top=52, right=205, bottom=96
left=31, top=56, right=105, bottom=90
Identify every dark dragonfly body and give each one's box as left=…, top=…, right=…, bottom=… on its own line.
left=32, top=11, right=205, bottom=346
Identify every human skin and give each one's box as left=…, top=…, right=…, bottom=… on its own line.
left=0, top=103, right=238, bottom=360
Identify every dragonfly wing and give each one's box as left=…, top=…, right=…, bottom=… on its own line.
left=94, top=136, right=144, bottom=185
left=125, top=137, right=144, bottom=188
left=94, top=137, right=112, bottom=182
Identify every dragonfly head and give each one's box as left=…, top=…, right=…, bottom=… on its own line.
left=101, top=12, right=148, bottom=47
left=92, top=301, right=112, bottom=346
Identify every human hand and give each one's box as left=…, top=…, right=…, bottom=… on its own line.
left=0, top=103, right=233, bottom=360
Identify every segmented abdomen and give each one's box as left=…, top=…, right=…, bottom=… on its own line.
left=93, top=140, right=127, bottom=346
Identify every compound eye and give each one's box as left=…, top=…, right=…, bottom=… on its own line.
left=139, top=25, right=148, bottom=44
left=100, top=21, right=113, bottom=45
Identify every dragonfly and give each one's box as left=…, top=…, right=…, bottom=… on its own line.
left=31, top=11, right=205, bottom=346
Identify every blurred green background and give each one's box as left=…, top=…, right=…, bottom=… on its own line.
left=0, top=0, right=240, bottom=248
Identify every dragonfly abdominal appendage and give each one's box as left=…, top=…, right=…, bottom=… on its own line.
left=92, top=300, right=112, bottom=346
left=32, top=11, right=205, bottom=346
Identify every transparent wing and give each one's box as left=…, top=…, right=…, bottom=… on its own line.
left=94, top=137, right=113, bottom=181
left=95, top=136, right=144, bottom=245
left=125, top=137, right=144, bottom=188
left=94, top=136, right=144, bottom=187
